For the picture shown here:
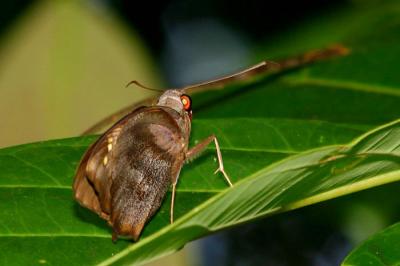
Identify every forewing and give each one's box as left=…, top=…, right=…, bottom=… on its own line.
left=73, top=108, right=145, bottom=218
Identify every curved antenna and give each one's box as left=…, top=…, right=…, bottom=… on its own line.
left=181, top=61, right=280, bottom=93
left=126, top=80, right=165, bottom=92
left=180, top=44, right=349, bottom=94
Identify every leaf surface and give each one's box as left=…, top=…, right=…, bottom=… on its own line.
left=342, top=222, right=400, bottom=266
left=102, top=119, right=400, bottom=265
left=0, top=118, right=399, bottom=265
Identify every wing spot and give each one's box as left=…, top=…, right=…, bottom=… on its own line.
left=103, top=156, right=108, bottom=165
left=107, top=143, right=113, bottom=151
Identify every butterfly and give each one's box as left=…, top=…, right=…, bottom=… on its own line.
left=73, top=45, right=348, bottom=241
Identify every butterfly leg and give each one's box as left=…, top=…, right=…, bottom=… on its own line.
left=170, top=182, right=177, bottom=224
left=169, top=162, right=184, bottom=224
left=186, top=134, right=233, bottom=187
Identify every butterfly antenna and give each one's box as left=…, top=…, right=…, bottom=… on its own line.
left=126, top=80, right=164, bottom=92
left=181, top=61, right=280, bottom=93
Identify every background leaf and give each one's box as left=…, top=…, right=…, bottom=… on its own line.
left=342, top=222, right=400, bottom=266
left=0, top=1, right=161, bottom=147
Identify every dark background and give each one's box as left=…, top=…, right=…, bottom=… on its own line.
left=0, top=0, right=347, bottom=87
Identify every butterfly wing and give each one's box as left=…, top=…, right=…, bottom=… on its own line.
left=73, top=143, right=103, bottom=216
left=73, top=107, right=187, bottom=241
left=107, top=108, right=186, bottom=240
left=73, top=107, right=145, bottom=219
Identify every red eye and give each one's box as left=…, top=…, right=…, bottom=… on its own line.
left=180, top=94, right=192, bottom=111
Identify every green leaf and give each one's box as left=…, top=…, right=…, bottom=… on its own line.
left=196, top=3, right=400, bottom=126
left=0, top=118, right=398, bottom=265
left=342, top=222, right=400, bottom=266
left=102, top=119, right=400, bottom=266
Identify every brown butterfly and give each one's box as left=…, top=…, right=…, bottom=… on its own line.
left=73, top=45, right=348, bottom=242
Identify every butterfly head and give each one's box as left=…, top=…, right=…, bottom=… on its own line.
left=157, top=89, right=192, bottom=120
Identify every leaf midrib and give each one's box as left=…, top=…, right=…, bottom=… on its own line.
left=211, top=169, right=400, bottom=232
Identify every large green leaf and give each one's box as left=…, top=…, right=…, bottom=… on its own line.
left=102, top=119, right=400, bottom=265
left=342, top=222, right=400, bottom=266
left=0, top=118, right=398, bottom=265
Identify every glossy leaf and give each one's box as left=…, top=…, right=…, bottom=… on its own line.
left=0, top=118, right=398, bottom=265
left=102, top=119, right=400, bottom=265
left=342, top=222, right=400, bottom=266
